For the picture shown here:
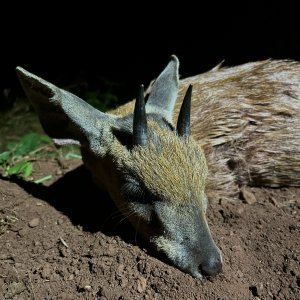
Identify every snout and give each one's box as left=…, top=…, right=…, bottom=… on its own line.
left=199, top=255, right=222, bottom=276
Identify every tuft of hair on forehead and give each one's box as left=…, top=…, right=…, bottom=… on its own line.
left=120, top=121, right=208, bottom=206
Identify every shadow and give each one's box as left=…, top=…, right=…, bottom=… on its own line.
left=0, top=165, right=138, bottom=245
left=1, top=167, right=209, bottom=276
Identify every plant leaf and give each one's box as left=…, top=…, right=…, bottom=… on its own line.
left=34, top=175, right=53, bottom=184
left=6, top=141, right=18, bottom=151
left=14, top=133, right=41, bottom=156
left=0, top=151, right=10, bottom=164
left=22, top=162, right=33, bottom=177
left=7, top=160, right=27, bottom=175
left=65, top=153, right=82, bottom=159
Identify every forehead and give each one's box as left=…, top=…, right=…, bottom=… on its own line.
left=122, top=123, right=208, bottom=204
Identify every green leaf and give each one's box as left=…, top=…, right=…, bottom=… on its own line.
left=7, top=160, right=27, bottom=175
left=0, top=151, right=10, bottom=164
left=14, top=133, right=42, bottom=156
left=65, top=153, right=82, bottom=159
left=34, top=175, right=53, bottom=184
left=40, top=135, right=52, bottom=143
left=8, top=132, right=52, bottom=157
left=22, top=162, right=33, bottom=177
left=6, top=141, right=18, bottom=151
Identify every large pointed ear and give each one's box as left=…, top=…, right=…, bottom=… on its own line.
left=16, top=67, right=117, bottom=150
left=145, top=55, right=179, bottom=123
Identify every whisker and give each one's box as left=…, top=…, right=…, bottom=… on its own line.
left=134, top=216, right=141, bottom=245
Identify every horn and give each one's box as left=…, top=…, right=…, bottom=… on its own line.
left=133, top=84, right=148, bottom=146
left=177, top=85, right=192, bottom=137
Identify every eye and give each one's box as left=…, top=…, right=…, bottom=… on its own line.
left=121, top=180, right=154, bottom=204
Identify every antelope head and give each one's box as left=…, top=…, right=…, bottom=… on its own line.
left=16, top=56, right=222, bottom=278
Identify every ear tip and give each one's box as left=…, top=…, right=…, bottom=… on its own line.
left=15, top=66, right=56, bottom=98
left=16, top=66, right=27, bottom=76
left=170, top=54, right=179, bottom=64
left=15, top=66, right=33, bottom=82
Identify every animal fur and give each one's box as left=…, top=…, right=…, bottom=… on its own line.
left=15, top=56, right=300, bottom=278
left=114, top=59, right=300, bottom=201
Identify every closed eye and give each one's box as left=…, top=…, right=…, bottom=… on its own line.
left=121, top=181, right=158, bottom=204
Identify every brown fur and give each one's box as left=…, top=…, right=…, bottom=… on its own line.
left=112, top=59, right=300, bottom=200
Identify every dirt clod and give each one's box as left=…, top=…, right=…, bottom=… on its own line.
left=4, top=282, right=26, bottom=299
left=240, top=187, right=257, bottom=204
left=136, top=276, right=147, bottom=293
left=28, top=217, right=40, bottom=228
left=269, top=196, right=279, bottom=207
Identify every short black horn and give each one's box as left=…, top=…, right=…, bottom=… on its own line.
left=133, top=84, right=148, bottom=146
left=177, top=84, right=192, bottom=137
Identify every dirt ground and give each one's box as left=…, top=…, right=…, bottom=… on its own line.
left=0, top=157, right=299, bottom=300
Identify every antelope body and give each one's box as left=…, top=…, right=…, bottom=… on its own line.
left=16, top=56, right=300, bottom=278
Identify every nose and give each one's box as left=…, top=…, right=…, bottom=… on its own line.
left=199, top=256, right=222, bottom=276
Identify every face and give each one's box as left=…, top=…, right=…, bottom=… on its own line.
left=114, top=123, right=223, bottom=278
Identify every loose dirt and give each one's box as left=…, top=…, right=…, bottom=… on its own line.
left=0, top=158, right=299, bottom=299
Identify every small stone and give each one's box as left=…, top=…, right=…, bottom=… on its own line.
left=41, top=263, right=52, bottom=279
left=268, top=291, right=274, bottom=298
left=237, top=206, right=244, bottom=215
left=18, top=227, right=28, bottom=237
left=28, top=218, right=40, bottom=228
left=256, top=282, right=264, bottom=295
left=99, top=239, right=107, bottom=247
left=269, top=196, right=279, bottom=207
left=34, top=240, right=41, bottom=246
left=236, top=270, right=244, bottom=278
left=57, top=218, right=64, bottom=225
left=240, top=187, right=257, bottom=204
left=116, top=264, right=124, bottom=276
left=249, top=283, right=264, bottom=297
left=0, top=254, right=13, bottom=261
left=98, top=287, right=110, bottom=298
left=4, top=282, right=26, bottom=299
left=137, top=276, right=147, bottom=293
left=231, top=245, right=243, bottom=252
left=165, top=268, right=172, bottom=275
left=107, top=244, right=118, bottom=256
left=84, top=285, right=92, bottom=291
left=56, top=169, right=63, bottom=175
left=137, top=261, right=145, bottom=273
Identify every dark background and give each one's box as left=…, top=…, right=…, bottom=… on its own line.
left=1, top=4, right=299, bottom=108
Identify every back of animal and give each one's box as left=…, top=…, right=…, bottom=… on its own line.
left=114, top=59, right=300, bottom=199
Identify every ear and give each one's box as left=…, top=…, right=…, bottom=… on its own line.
left=146, top=55, right=179, bottom=123
left=16, top=67, right=117, bottom=151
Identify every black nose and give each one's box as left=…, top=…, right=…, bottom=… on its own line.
left=199, top=256, right=222, bottom=276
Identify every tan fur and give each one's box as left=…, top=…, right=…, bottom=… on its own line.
left=118, top=122, right=208, bottom=206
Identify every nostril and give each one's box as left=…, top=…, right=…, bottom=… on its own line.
left=199, top=257, right=222, bottom=276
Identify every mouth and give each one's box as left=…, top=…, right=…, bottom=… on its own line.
left=187, top=267, right=203, bottom=279
left=151, top=235, right=223, bottom=279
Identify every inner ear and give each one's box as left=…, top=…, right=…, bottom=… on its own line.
left=112, top=127, right=134, bottom=150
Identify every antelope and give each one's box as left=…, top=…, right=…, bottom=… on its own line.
left=16, top=55, right=300, bottom=278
